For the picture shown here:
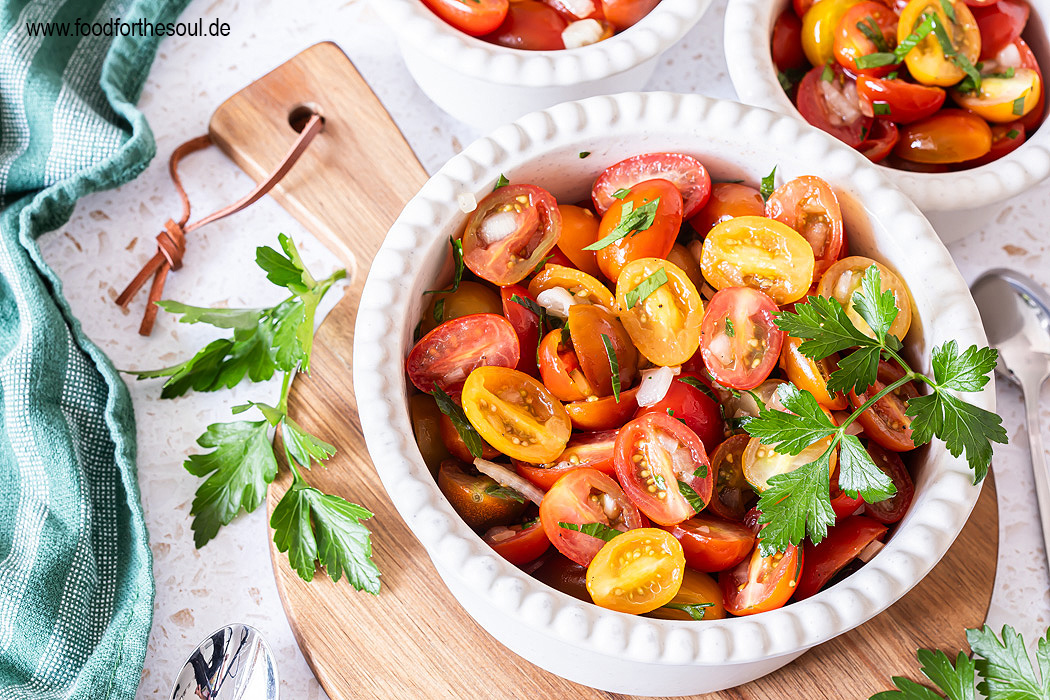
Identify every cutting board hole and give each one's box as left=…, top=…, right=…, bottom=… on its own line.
left=289, top=103, right=325, bottom=133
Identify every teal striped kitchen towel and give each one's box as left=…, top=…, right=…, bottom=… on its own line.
left=0, top=0, right=188, bottom=697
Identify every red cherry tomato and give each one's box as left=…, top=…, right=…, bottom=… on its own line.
left=721, top=539, right=803, bottom=615
left=537, top=329, right=593, bottom=402
left=406, top=313, right=520, bottom=393
left=463, top=184, right=562, bottom=285
left=858, top=119, right=900, bottom=163
left=765, top=175, right=844, bottom=282
left=796, top=64, right=873, bottom=148
left=601, top=0, right=661, bottom=30
left=539, top=468, right=644, bottom=565
left=595, top=179, right=683, bottom=281
left=633, top=373, right=726, bottom=453
left=483, top=520, right=551, bottom=565
left=895, top=109, right=993, bottom=163
left=565, top=386, right=640, bottom=430
left=422, top=0, right=509, bottom=36
left=971, top=0, right=1030, bottom=60
left=773, top=9, right=810, bottom=71
left=863, top=442, right=915, bottom=523
left=483, top=0, right=567, bottom=50
left=794, top=515, right=887, bottom=599
left=614, top=413, right=714, bottom=526
left=700, top=287, right=786, bottom=391
left=849, top=360, right=920, bottom=451
left=834, top=2, right=899, bottom=77
left=830, top=468, right=865, bottom=519
left=513, top=429, right=619, bottom=490
left=591, top=153, right=712, bottom=220
left=688, top=183, right=765, bottom=237
left=962, top=0, right=1001, bottom=5
left=961, top=122, right=1026, bottom=168
left=438, top=412, right=500, bottom=462
left=663, top=512, right=756, bottom=572
left=856, top=76, right=947, bottom=124
left=708, top=434, right=760, bottom=522
left=501, top=284, right=541, bottom=377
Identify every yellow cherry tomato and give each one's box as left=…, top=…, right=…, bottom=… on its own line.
left=420, top=280, right=503, bottom=335
left=802, top=0, right=865, bottom=68
left=899, top=0, right=980, bottom=87
left=700, top=216, right=815, bottom=305
left=462, top=366, right=572, bottom=463
left=585, top=528, right=685, bottom=614
left=742, top=433, right=838, bottom=492
left=615, top=258, right=704, bottom=367
left=527, top=263, right=615, bottom=309
left=645, top=568, right=726, bottom=621
left=952, top=69, right=1042, bottom=122
left=817, top=256, right=913, bottom=340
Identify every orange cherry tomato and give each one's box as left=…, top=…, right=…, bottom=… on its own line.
left=765, top=175, right=844, bottom=282
left=483, top=519, right=551, bottom=565
left=601, top=0, right=662, bottom=30
left=556, top=204, right=603, bottom=278
left=565, top=386, right=641, bottom=431
left=848, top=360, right=921, bottom=452
left=665, top=243, right=706, bottom=292
left=834, top=1, right=899, bottom=76
left=1000, top=38, right=1046, bottom=133
left=537, top=329, right=594, bottom=402
left=780, top=336, right=849, bottom=410
left=406, top=313, right=520, bottom=394
left=898, top=0, right=980, bottom=87
left=818, top=256, right=913, bottom=340
left=540, top=468, right=645, bottom=565
left=701, top=216, right=815, bottom=305
left=462, top=184, right=562, bottom=285
left=422, top=0, right=509, bottom=36
left=528, top=263, right=616, bottom=309
left=952, top=68, right=1042, bottom=122
left=462, top=366, right=572, bottom=462
left=513, top=429, right=618, bottom=490
left=663, top=512, right=756, bottom=572
left=568, top=304, right=638, bottom=397
left=646, top=568, right=726, bottom=620
left=707, top=434, right=760, bottom=521
left=615, top=258, right=704, bottom=367
left=688, top=182, right=765, bottom=237
left=794, top=515, right=887, bottom=599
left=595, top=179, right=683, bottom=281
left=438, top=459, right=528, bottom=530
left=721, top=539, right=804, bottom=616
left=484, top=0, right=567, bottom=50
left=421, top=280, right=503, bottom=335
left=586, top=528, right=685, bottom=614
left=961, top=122, right=1026, bottom=167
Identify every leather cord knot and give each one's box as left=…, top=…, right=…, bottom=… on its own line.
left=116, top=113, right=324, bottom=336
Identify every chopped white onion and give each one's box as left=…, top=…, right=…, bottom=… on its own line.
left=479, top=210, right=519, bottom=244
left=536, top=287, right=577, bottom=319
left=457, top=191, right=477, bottom=213
left=656, top=431, right=679, bottom=454
left=996, top=42, right=1021, bottom=68
left=671, top=447, right=695, bottom=478
left=474, top=458, right=546, bottom=506
left=557, top=0, right=596, bottom=18
left=856, top=539, right=885, bottom=563
left=562, top=19, right=604, bottom=49
left=636, top=365, right=681, bottom=407
left=707, top=331, right=734, bottom=365
left=819, top=77, right=863, bottom=125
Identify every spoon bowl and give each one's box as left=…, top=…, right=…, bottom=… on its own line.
left=170, top=623, right=278, bottom=700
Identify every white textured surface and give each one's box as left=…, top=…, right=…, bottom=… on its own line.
left=31, top=0, right=1050, bottom=697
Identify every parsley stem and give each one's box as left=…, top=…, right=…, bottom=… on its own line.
left=836, top=373, right=916, bottom=434
left=277, top=368, right=293, bottom=413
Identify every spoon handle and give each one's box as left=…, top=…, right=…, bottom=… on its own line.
left=1024, top=387, right=1050, bottom=574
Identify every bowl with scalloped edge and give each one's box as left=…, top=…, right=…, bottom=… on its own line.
left=369, top=0, right=711, bottom=130
left=353, top=91, right=993, bottom=696
left=723, top=0, right=1050, bottom=245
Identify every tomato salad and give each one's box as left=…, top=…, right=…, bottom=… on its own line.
left=421, top=0, right=661, bottom=51
left=406, top=152, right=917, bottom=619
left=774, top=0, right=1044, bottom=170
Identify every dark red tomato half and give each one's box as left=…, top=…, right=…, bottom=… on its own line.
left=422, top=0, right=509, bottom=36
left=858, top=119, right=900, bottom=163
left=663, top=512, right=755, bottom=572
left=863, top=442, right=914, bottom=524
left=483, top=520, right=551, bottom=565
left=500, top=284, right=541, bottom=377
left=972, top=0, right=1030, bottom=60
left=830, top=469, right=865, bottom=520
left=532, top=553, right=590, bottom=601
left=406, top=313, right=520, bottom=393
left=856, top=76, right=946, bottom=124
left=708, top=434, right=760, bottom=522
left=614, top=413, right=714, bottom=526
left=514, top=429, right=619, bottom=490
left=772, top=8, right=809, bottom=71
left=700, top=287, right=785, bottom=391
left=463, top=183, right=562, bottom=286
left=483, top=0, right=567, bottom=50
left=961, top=122, right=1026, bottom=168
left=849, top=360, right=920, bottom=452
left=796, top=64, right=873, bottom=148
left=633, top=373, right=725, bottom=454
left=439, top=413, right=501, bottom=462
left=591, top=152, right=712, bottom=219
left=794, top=515, right=887, bottom=600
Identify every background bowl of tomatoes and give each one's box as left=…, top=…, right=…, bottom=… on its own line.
left=724, top=0, right=1050, bottom=244
left=354, top=91, right=993, bottom=696
left=369, top=0, right=710, bottom=130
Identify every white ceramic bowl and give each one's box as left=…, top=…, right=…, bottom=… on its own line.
left=724, top=0, right=1050, bottom=244
left=370, top=0, right=710, bottom=130
left=354, top=92, right=993, bottom=696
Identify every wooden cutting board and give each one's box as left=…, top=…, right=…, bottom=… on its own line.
left=208, top=42, right=999, bottom=699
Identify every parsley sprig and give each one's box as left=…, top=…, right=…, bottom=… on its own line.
left=744, top=265, right=1006, bottom=555
left=130, top=235, right=380, bottom=593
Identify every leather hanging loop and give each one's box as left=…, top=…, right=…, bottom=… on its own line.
left=116, top=113, right=324, bottom=336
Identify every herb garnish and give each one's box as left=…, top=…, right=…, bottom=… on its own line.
left=612, top=187, right=632, bottom=200
left=493, top=173, right=510, bottom=191
left=678, top=480, right=706, bottom=512
left=760, top=166, right=777, bottom=201
left=625, top=267, right=669, bottom=309
left=433, top=386, right=484, bottom=459
left=558, top=521, right=622, bottom=542
left=822, top=63, right=835, bottom=82
left=855, top=13, right=935, bottom=69
left=725, top=317, right=735, bottom=337
left=857, top=17, right=889, bottom=52
left=423, top=235, right=465, bottom=295
left=584, top=198, right=661, bottom=251
left=662, top=602, right=714, bottom=621
left=602, top=333, right=621, bottom=402
left=485, top=484, right=526, bottom=503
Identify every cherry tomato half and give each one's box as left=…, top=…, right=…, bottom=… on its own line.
left=406, top=313, right=520, bottom=394
left=421, top=280, right=503, bottom=336
left=569, top=304, right=638, bottom=397
left=646, top=568, right=726, bottom=620
left=501, top=284, right=541, bottom=377
left=971, top=0, right=1029, bottom=60
left=614, top=413, right=713, bottom=526
left=664, top=512, right=756, bottom=572
left=439, top=412, right=500, bottom=462
left=540, top=468, right=644, bottom=565
left=595, top=179, right=683, bottom=281
left=615, top=258, right=704, bottom=367
left=513, top=429, right=618, bottom=490
left=743, top=431, right=838, bottom=493
left=633, top=373, right=725, bottom=453
left=423, top=0, right=508, bottom=36
left=794, top=515, right=887, bottom=599
left=483, top=0, right=567, bottom=50
left=953, top=68, right=1042, bottom=122
left=849, top=360, right=921, bottom=452
left=961, top=122, right=1026, bottom=168
left=462, top=366, right=572, bottom=462
left=721, top=539, right=804, bottom=616
left=1002, top=38, right=1047, bottom=133
left=765, top=175, right=844, bottom=282
left=586, top=528, right=685, bottom=614
left=484, top=519, right=551, bottom=565
left=565, top=386, right=641, bottom=430
left=708, top=434, right=760, bottom=521
left=818, top=256, right=913, bottom=340
left=538, top=329, right=594, bottom=402
left=556, top=204, right=603, bottom=279
left=438, top=459, right=528, bottom=530
left=533, top=553, right=589, bottom=601
left=601, top=0, right=662, bottom=30
left=802, top=0, right=866, bottom=67
left=463, top=184, right=562, bottom=285
left=834, top=2, right=899, bottom=76
left=529, top=263, right=616, bottom=309
left=856, top=75, right=947, bottom=124
left=410, top=393, right=452, bottom=473
left=700, top=287, right=786, bottom=391
left=780, top=336, right=848, bottom=410
left=859, top=119, right=901, bottom=163
left=899, top=0, right=981, bottom=87
left=863, top=442, right=915, bottom=523
left=797, top=64, right=873, bottom=148
left=592, top=153, right=712, bottom=220
left=689, top=182, right=765, bottom=237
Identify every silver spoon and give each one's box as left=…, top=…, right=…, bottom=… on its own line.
left=971, top=269, right=1050, bottom=572
left=170, top=623, right=279, bottom=700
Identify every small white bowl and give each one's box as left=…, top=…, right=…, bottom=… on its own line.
left=354, top=92, right=992, bottom=696
left=724, top=0, right=1050, bottom=244
left=370, top=0, right=710, bottom=130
